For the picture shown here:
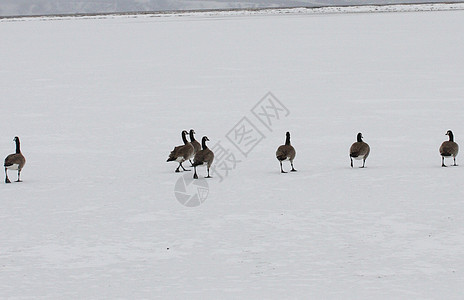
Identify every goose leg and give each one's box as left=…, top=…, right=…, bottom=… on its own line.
left=5, top=168, right=10, bottom=184
left=350, top=157, right=353, bottom=168
left=180, top=162, right=190, bottom=171
left=205, top=167, right=212, bottom=178
left=189, top=159, right=194, bottom=167
left=360, top=158, right=366, bottom=168
left=453, top=157, right=457, bottom=166
left=290, top=161, right=297, bottom=172
left=280, top=161, right=287, bottom=173
left=16, top=170, right=22, bottom=182
left=442, top=157, right=446, bottom=167
left=175, top=163, right=181, bottom=172
left=193, top=166, right=198, bottom=179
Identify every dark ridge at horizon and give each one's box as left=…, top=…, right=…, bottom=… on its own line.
left=1, top=0, right=463, bottom=17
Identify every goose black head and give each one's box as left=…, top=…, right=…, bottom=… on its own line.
left=285, top=132, right=291, bottom=145
left=181, top=130, right=190, bottom=144
left=189, top=129, right=197, bottom=140
left=13, top=136, right=21, bottom=153
left=357, top=132, right=364, bottom=142
left=446, top=130, right=454, bottom=141
left=201, top=136, right=210, bottom=149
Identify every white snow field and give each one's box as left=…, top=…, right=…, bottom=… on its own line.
left=1, top=4, right=464, bottom=299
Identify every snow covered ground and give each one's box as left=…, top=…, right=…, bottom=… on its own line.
left=1, top=4, right=464, bottom=299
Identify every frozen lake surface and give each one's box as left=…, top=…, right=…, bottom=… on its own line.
left=1, top=4, right=464, bottom=298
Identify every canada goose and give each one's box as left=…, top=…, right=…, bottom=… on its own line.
left=276, top=132, right=296, bottom=173
left=4, top=136, right=26, bottom=183
left=167, top=130, right=194, bottom=172
left=439, top=130, right=459, bottom=167
left=350, top=132, right=370, bottom=168
left=189, top=129, right=201, bottom=166
left=192, top=136, right=214, bottom=179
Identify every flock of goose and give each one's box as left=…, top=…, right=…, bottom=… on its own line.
left=165, top=129, right=459, bottom=179
left=166, top=129, right=214, bottom=179
left=1, top=129, right=458, bottom=183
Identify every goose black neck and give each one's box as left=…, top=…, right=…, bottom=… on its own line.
left=285, top=134, right=291, bottom=146
left=449, top=132, right=454, bottom=142
left=357, top=133, right=363, bottom=143
left=15, top=139, right=21, bottom=154
left=202, top=138, right=209, bottom=150
left=182, top=132, right=188, bottom=144
left=189, top=131, right=196, bottom=142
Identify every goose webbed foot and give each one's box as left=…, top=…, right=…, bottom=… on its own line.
left=290, top=162, right=296, bottom=172
left=281, top=170, right=287, bottom=173
left=442, top=164, right=447, bottom=167
left=15, top=179, right=22, bottom=182
left=205, top=175, right=212, bottom=178
left=193, top=166, right=198, bottom=179
left=5, top=178, right=11, bottom=184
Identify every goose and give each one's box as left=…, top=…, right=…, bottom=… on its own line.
left=350, top=132, right=370, bottom=168
left=276, top=132, right=296, bottom=173
left=167, top=130, right=194, bottom=172
left=4, top=136, right=26, bottom=183
left=439, top=130, right=459, bottom=167
left=192, top=136, right=214, bottom=179
left=189, top=129, right=201, bottom=166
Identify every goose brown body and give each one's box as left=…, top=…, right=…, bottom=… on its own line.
left=276, top=132, right=296, bottom=173
left=439, top=130, right=459, bottom=167
left=193, top=136, right=214, bottom=179
left=4, top=136, right=26, bottom=183
left=167, top=130, right=194, bottom=172
left=350, top=133, right=370, bottom=168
